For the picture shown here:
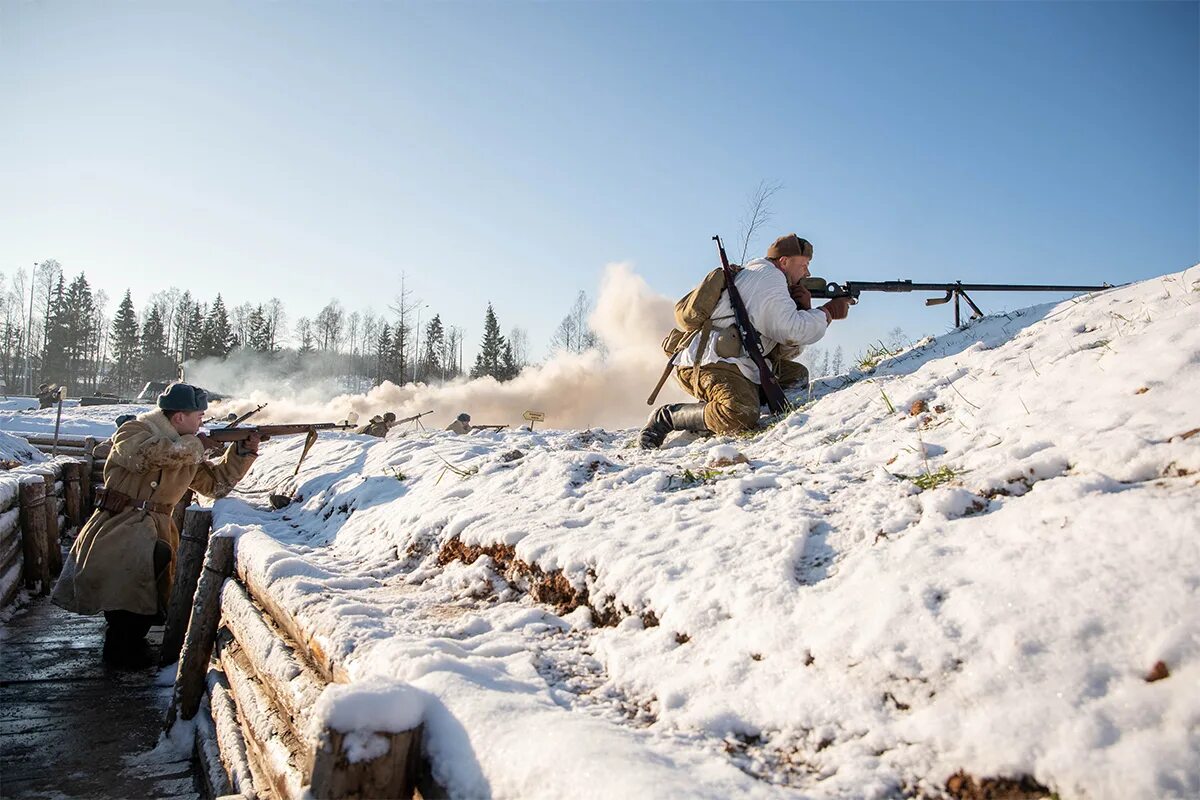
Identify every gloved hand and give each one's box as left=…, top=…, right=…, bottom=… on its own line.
left=821, top=297, right=853, bottom=321
left=789, top=282, right=812, bottom=310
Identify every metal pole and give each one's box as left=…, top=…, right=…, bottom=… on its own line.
left=413, top=306, right=422, bottom=384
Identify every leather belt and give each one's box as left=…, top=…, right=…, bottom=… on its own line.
left=95, top=487, right=174, bottom=515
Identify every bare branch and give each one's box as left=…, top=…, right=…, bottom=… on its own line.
left=737, top=180, right=783, bottom=264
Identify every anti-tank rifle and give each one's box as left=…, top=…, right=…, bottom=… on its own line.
left=799, top=277, right=1118, bottom=327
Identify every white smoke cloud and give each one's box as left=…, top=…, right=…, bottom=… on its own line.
left=186, top=263, right=690, bottom=431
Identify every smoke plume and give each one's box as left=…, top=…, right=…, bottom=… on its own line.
left=186, top=263, right=690, bottom=431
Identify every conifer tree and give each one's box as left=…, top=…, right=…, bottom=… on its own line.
left=140, top=305, right=174, bottom=381
left=470, top=304, right=506, bottom=380
left=419, top=314, right=444, bottom=382
left=109, top=290, right=140, bottom=393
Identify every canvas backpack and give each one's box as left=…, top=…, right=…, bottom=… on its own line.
left=646, top=265, right=742, bottom=405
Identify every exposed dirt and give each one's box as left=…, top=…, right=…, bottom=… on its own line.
left=943, top=771, right=1053, bottom=800
left=437, top=538, right=653, bottom=627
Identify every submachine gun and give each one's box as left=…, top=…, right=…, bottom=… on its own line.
left=799, top=278, right=1116, bottom=327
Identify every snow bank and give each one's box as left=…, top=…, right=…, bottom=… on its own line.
left=192, top=267, right=1197, bottom=799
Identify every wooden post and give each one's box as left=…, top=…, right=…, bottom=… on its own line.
left=171, top=488, right=194, bottom=539
left=165, top=530, right=232, bottom=729
left=159, top=507, right=213, bottom=667
left=18, top=477, right=49, bottom=594
left=62, top=460, right=84, bottom=530
left=308, top=726, right=423, bottom=799
left=40, top=473, right=62, bottom=577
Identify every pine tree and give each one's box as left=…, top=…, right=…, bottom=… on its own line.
left=419, top=314, right=444, bottom=382
left=374, top=323, right=392, bottom=385
left=247, top=305, right=270, bottom=351
left=500, top=341, right=517, bottom=381
left=470, top=304, right=506, bottom=380
left=182, top=301, right=205, bottom=361
left=40, top=275, right=69, bottom=385
left=140, top=305, right=173, bottom=382
left=109, top=290, right=140, bottom=394
left=198, top=294, right=234, bottom=359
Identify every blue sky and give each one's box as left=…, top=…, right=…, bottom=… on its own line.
left=1, top=1, right=1196, bottom=362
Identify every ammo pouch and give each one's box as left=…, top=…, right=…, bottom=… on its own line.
left=713, top=325, right=743, bottom=358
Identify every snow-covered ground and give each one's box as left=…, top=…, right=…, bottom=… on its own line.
left=6, top=269, right=1199, bottom=798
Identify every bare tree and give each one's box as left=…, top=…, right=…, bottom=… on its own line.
left=507, top=326, right=529, bottom=368
left=737, top=180, right=783, bottom=264
left=549, top=291, right=598, bottom=354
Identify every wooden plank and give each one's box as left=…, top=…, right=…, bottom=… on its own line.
left=166, top=533, right=233, bottom=727
left=219, top=579, right=325, bottom=738
left=207, top=667, right=260, bottom=800
left=236, top=546, right=345, bottom=683
left=0, top=552, right=23, bottom=610
left=40, top=474, right=62, bottom=577
left=62, top=461, right=83, bottom=529
left=194, top=692, right=236, bottom=800
left=221, top=643, right=307, bottom=800
left=160, top=507, right=213, bottom=667
left=18, top=477, right=49, bottom=594
left=0, top=518, right=23, bottom=570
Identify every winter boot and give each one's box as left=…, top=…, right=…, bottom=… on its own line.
left=638, top=403, right=710, bottom=450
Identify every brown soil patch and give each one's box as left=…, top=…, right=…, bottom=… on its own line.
left=944, top=771, right=1052, bottom=800
left=437, top=538, right=652, bottom=627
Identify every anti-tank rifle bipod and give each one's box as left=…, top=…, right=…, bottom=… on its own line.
left=799, top=278, right=1118, bottom=327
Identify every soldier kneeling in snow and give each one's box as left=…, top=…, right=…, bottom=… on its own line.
left=640, top=234, right=851, bottom=448
left=52, top=383, right=260, bottom=668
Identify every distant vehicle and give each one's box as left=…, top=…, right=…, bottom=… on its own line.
left=78, top=380, right=227, bottom=407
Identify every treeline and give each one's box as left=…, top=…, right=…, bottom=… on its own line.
left=0, top=260, right=591, bottom=397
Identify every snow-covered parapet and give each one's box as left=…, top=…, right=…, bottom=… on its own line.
left=311, top=677, right=425, bottom=760
left=203, top=269, right=1200, bottom=799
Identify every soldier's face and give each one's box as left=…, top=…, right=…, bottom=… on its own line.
left=169, top=410, right=205, bottom=435
left=779, top=255, right=812, bottom=284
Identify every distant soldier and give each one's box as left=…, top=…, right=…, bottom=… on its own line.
left=52, top=383, right=260, bottom=668
left=446, top=412, right=472, bottom=435
left=37, top=383, right=59, bottom=409
left=357, top=411, right=396, bottom=438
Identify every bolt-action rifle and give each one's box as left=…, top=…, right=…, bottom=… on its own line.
left=799, top=278, right=1116, bottom=327
left=471, top=424, right=508, bottom=432
left=205, top=418, right=358, bottom=475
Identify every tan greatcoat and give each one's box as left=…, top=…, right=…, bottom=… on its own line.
left=446, top=419, right=471, bottom=435
left=52, top=409, right=256, bottom=617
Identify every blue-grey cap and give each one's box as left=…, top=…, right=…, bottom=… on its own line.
left=158, top=383, right=209, bottom=412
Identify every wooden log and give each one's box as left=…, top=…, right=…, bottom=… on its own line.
left=21, top=434, right=90, bottom=447
left=40, top=474, right=62, bottom=577
left=160, top=507, right=213, bottom=667
left=219, top=579, right=325, bottom=737
left=0, top=550, right=23, bottom=609
left=221, top=642, right=307, bottom=800
left=236, top=545, right=346, bottom=683
left=62, top=460, right=84, bottom=527
left=0, top=506, right=20, bottom=547
left=166, top=533, right=233, bottom=728
left=309, top=725, right=423, bottom=800
left=207, top=666, right=258, bottom=799
left=0, top=517, right=22, bottom=572
left=18, top=477, right=49, bottom=594
left=194, top=692, right=236, bottom=800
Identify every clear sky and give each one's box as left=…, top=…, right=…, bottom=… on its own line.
left=1, top=1, right=1196, bottom=362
